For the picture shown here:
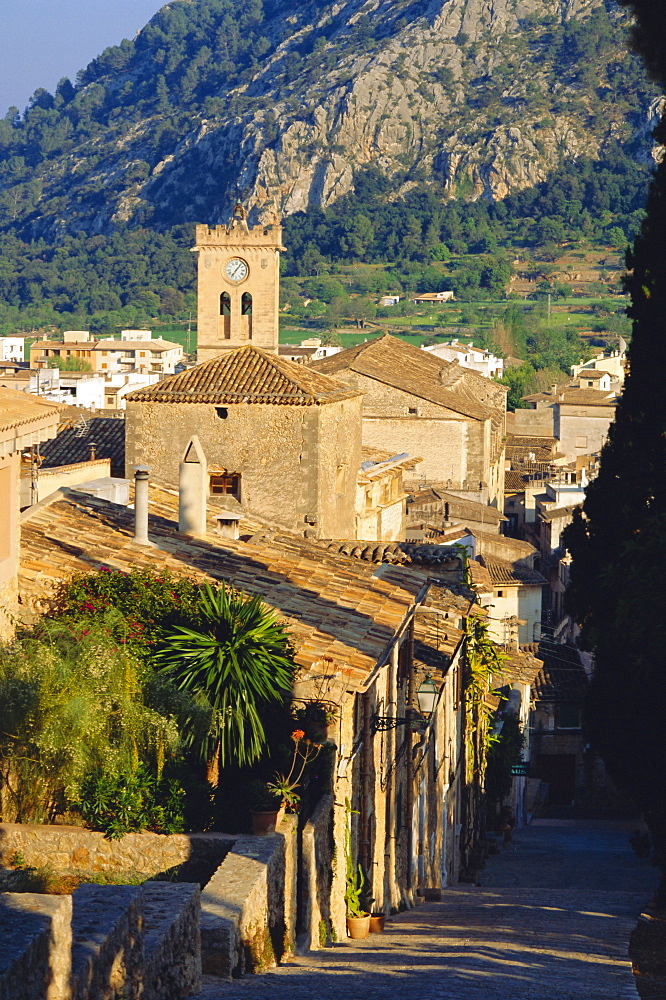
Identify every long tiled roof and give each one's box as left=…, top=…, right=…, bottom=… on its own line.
left=39, top=415, right=126, bottom=478
left=478, top=555, right=547, bottom=587
left=311, top=334, right=498, bottom=420
left=558, top=388, right=617, bottom=406
left=0, top=387, right=60, bottom=433
left=506, top=435, right=557, bottom=462
left=19, top=486, right=473, bottom=684
left=125, top=345, right=360, bottom=406
left=95, top=338, right=181, bottom=352
left=407, top=486, right=506, bottom=525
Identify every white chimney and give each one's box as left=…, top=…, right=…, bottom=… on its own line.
left=179, top=435, right=208, bottom=536
left=133, top=465, right=150, bottom=545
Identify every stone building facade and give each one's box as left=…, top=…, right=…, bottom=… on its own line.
left=125, top=345, right=363, bottom=540
left=313, top=335, right=506, bottom=508
left=193, top=207, right=285, bottom=362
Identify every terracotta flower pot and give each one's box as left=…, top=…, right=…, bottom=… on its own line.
left=346, top=915, right=371, bottom=939
left=369, top=914, right=385, bottom=933
left=250, top=804, right=285, bottom=835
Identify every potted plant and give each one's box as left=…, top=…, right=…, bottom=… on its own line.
left=248, top=780, right=284, bottom=835
left=369, top=912, right=385, bottom=933
left=249, top=730, right=321, bottom=834
left=345, top=863, right=371, bottom=939
left=293, top=701, right=339, bottom=742
left=267, top=729, right=321, bottom=808
left=344, top=798, right=370, bottom=939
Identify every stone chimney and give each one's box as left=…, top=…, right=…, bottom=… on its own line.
left=179, top=435, right=207, bottom=537
left=133, top=465, right=150, bottom=545
left=88, top=441, right=97, bottom=461
left=215, top=512, right=241, bottom=540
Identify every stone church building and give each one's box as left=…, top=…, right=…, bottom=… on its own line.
left=125, top=345, right=364, bottom=539
left=313, top=334, right=507, bottom=507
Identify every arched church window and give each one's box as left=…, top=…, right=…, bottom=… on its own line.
left=241, top=292, right=253, bottom=316
left=220, top=292, right=231, bottom=316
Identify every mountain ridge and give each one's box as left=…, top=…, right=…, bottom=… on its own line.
left=0, top=0, right=657, bottom=240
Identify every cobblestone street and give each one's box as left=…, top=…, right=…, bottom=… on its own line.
left=191, top=819, right=658, bottom=1000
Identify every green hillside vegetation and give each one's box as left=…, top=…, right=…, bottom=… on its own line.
left=0, top=0, right=653, bottom=232
left=0, top=0, right=650, bottom=401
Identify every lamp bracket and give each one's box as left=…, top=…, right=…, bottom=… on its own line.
left=371, top=711, right=427, bottom=735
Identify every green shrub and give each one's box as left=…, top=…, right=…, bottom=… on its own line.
left=77, top=766, right=185, bottom=839
left=0, top=615, right=180, bottom=824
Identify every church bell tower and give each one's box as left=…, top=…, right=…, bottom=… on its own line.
left=193, top=204, right=286, bottom=362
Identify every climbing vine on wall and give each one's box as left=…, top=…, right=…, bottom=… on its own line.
left=464, top=616, right=507, bottom=785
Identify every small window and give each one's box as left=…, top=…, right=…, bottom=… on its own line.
left=220, top=292, right=231, bottom=316
left=408, top=407, right=418, bottom=415
left=209, top=473, right=240, bottom=498
left=106, top=396, right=114, bottom=405
left=496, top=590, right=504, bottom=598
left=365, top=488, right=373, bottom=509
left=216, top=407, right=228, bottom=419
left=336, top=464, right=346, bottom=492
left=241, top=292, right=252, bottom=315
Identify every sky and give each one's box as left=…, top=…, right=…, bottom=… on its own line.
left=0, top=0, right=165, bottom=114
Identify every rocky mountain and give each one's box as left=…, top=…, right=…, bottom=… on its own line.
left=0, top=0, right=658, bottom=238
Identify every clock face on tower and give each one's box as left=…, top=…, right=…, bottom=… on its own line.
left=224, top=257, right=249, bottom=283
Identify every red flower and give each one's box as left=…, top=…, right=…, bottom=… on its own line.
left=291, top=729, right=306, bottom=742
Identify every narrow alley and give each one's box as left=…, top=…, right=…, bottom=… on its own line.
left=191, top=819, right=658, bottom=1000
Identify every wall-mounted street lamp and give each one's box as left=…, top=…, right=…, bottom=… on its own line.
left=372, top=674, right=440, bottom=734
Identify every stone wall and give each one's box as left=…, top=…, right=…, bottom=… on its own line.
left=0, top=882, right=201, bottom=1000
left=200, top=816, right=297, bottom=978
left=0, top=893, right=72, bottom=1000
left=512, top=405, right=556, bottom=437
left=332, top=368, right=505, bottom=500
left=0, top=824, right=234, bottom=877
left=70, top=884, right=143, bottom=1000
left=125, top=393, right=363, bottom=539
left=0, top=817, right=305, bottom=991
left=557, top=403, right=615, bottom=465
left=142, top=882, right=201, bottom=1000
left=298, top=793, right=334, bottom=951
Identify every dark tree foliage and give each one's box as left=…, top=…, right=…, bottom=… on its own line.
left=282, top=152, right=649, bottom=276
left=564, top=0, right=666, bottom=897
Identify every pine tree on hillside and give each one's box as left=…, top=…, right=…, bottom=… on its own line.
left=564, top=0, right=666, bottom=899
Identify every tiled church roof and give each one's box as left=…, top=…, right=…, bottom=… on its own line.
left=312, top=334, right=503, bottom=420
left=125, top=345, right=360, bottom=406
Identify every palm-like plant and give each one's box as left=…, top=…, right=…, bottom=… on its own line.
left=154, top=584, right=295, bottom=784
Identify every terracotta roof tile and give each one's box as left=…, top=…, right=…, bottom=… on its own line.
left=407, top=486, right=506, bottom=524
left=312, top=334, right=500, bottom=420
left=125, top=345, right=360, bottom=406
left=0, top=387, right=61, bottom=433
left=477, top=555, right=547, bottom=587
left=19, top=487, right=472, bottom=684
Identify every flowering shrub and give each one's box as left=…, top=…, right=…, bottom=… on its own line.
left=58, top=567, right=203, bottom=654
